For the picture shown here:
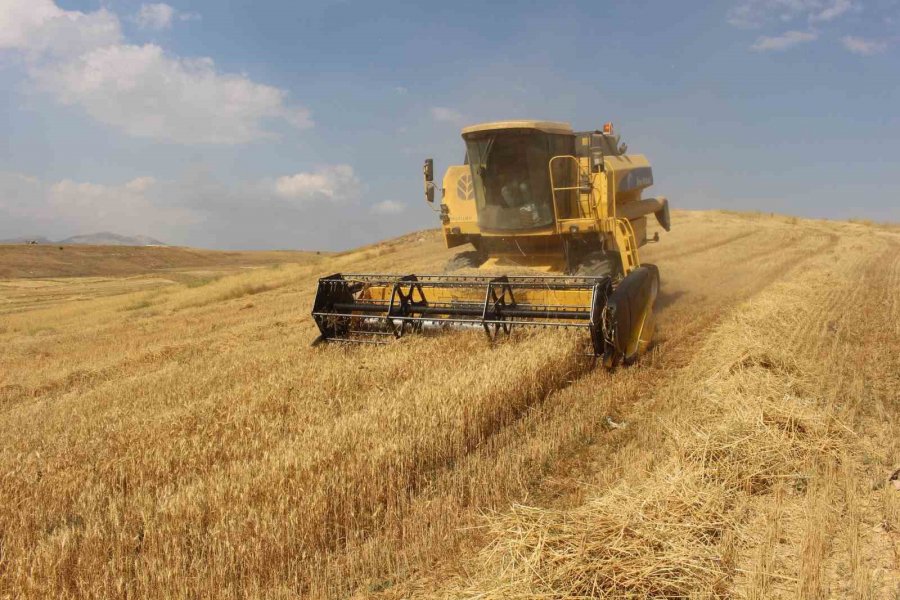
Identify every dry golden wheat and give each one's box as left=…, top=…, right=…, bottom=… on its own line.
left=0, top=211, right=896, bottom=599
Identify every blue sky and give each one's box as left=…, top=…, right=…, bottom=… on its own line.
left=1, top=0, right=898, bottom=249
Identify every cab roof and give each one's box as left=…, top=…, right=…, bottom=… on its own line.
left=460, top=120, right=573, bottom=136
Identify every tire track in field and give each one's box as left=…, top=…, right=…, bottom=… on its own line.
left=649, top=228, right=837, bottom=371
left=722, top=230, right=899, bottom=599
left=784, top=227, right=860, bottom=349
left=658, top=229, right=756, bottom=262
left=784, top=227, right=886, bottom=356
left=538, top=224, right=844, bottom=513
left=873, top=234, right=900, bottom=327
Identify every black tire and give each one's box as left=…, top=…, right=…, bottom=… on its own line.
left=444, top=250, right=485, bottom=272
left=572, top=251, right=623, bottom=278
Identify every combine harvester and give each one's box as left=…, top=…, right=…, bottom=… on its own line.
left=312, top=120, right=671, bottom=367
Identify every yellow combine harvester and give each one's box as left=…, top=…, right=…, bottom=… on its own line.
left=312, top=120, right=671, bottom=366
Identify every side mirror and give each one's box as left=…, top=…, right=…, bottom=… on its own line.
left=423, top=158, right=435, bottom=203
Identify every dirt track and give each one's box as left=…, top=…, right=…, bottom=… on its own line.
left=0, top=211, right=897, bottom=598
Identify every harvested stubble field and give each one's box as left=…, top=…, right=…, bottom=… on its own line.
left=0, top=210, right=897, bottom=599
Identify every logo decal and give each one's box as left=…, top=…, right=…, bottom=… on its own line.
left=456, top=174, right=475, bottom=201
left=619, top=167, right=654, bottom=192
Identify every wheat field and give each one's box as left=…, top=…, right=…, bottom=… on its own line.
left=0, top=211, right=897, bottom=599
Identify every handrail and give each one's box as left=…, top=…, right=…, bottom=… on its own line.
left=548, top=155, right=593, bottom=224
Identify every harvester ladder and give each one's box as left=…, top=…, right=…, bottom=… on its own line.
left=612, top=218, right=641, bottom=274
left=602, top=169, right=640, bottom=275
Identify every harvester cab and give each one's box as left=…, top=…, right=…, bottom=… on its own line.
left=437, top=120, right=670, bottom=274
left=312, top=120, right=671, bottom=368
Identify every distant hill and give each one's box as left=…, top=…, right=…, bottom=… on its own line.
left=0, top=244, right=326, bottom=278
left=0, top=232, right=166, bottom=246
left=0, top=235, right=53, bottom=244
left=58, top=232, right=167, bottom=246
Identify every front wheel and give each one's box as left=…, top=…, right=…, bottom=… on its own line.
left=602, top=264, right=660, bottom=367
left=444, top=250, right=486, bottom=272
left=572, top=251, right=623, bottom=279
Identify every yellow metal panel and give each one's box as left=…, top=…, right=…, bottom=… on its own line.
left=361, top=284, right=594, bottom=313
left=605, top=154, right=653, bottom=205
left=441, top=165, right=480, bottom=236
left=631, top=216, right=648, bottom=247
left=605, top=154, right=651, bottom=170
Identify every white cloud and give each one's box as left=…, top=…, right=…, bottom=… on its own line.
left=751, top=29, right=818, bottom=51
left=431, top=106, right=465, bottom=124
left=124, top=176, right=157, bottom=192
left=273, top=165, right=361, bottom=203
left=35, top=44, right=312, bottom=144
left=841, top=35, right=888, bottom=55
left=132, top=3, right=199, bottom=29
left=728, top=0, right=855, bottom=28
left=134, top=3, right=175, bottom=30
left=0, top=0, right=121, bottom=58
left=0, top=0, right=310, bottom=145
left=371, top=200, right=404, bottom=215
left=809, top=0, right=853, bottom=22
